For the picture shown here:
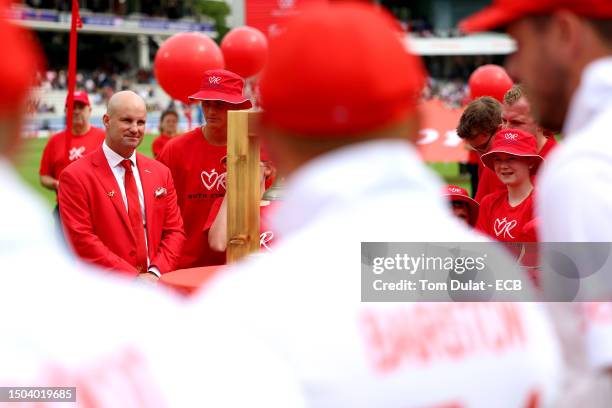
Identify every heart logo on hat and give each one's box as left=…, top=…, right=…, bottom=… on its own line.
left=201, top=169, right=226, bottom=191
left=494, top=217, right=517, bottom=239
left=504, top=132, right=519, bottom=141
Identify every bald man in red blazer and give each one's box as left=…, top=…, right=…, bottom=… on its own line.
left=58, top=91, right=185, bottom=279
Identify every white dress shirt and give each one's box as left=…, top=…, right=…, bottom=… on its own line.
left=0, top=158, right=306, bottom=407
left=102, top=142, right=159, bottom=277
left=102, top=141, right=145, bottom=222
left=537, top=57, right=612, bottom=372
left=196, top=139, right=563, bottom=407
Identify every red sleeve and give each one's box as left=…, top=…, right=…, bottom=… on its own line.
left=39, top=136, right=56, bottom=177
left=150, top=168, right=186, bottom=273
left=58, top=169, right=137, bottom=273
left=203, top=197, right=224, bottom=231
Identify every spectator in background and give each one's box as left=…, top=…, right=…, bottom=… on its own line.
left=456, top=96, right=505, bottom=200
left=443, top=184, right=479, bottom=226
left=502, top=84, right=557, bottom=159
left=152, top=109, right=179, bottom=159
left=39, top=90, right=105, bottom=222
left=476, top=129, right=542, bottom=243
left=158, top=69, right=252, bottom=269
left=476, top=129, right=542, bottom=279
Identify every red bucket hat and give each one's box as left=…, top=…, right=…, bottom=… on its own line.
left=259, top=2, right=425, bottom=136
left=65, top=90, right=90, bottom=107
left=460, top=0, right=612, bottom=33
left=189, top=69, right=252, bottom=107
left=480, top=129, right=544, bottom=173
left=443, top=185, right=479, bottom=226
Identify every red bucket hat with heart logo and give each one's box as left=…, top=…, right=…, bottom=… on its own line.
left=481, top=128, right=544, bottom=173
left=189, top=69, right=252, bottom=108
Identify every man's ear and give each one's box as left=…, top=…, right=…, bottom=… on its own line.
left=102, top=113, right=110, bottom=129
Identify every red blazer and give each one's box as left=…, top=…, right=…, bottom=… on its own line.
left=58, top=148, right=185, bottom=276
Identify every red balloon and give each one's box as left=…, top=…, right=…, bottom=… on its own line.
left=468, top=64, right=514, bottom=103
left=154, top=32, right=224, bottom=103
left=221, top=26, right=268, bottom=78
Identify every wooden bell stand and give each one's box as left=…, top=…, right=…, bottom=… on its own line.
left=226, top=109, right=261, bottom=263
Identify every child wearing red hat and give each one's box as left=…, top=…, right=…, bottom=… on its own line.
left=443, top=185, right=479, bottom=227
left=476, top=128, right=543, bottom=243
left=157, top=69, right=252, bottom=268
left=476, top=129, right=543, bottom=278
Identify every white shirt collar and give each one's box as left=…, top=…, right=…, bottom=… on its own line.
left=564, top=56, right=612, bottom=136
left=102, top=141, right=137, bottom=168
left=273, top=139, right=445, bottom=237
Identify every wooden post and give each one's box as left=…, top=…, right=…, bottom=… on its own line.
left=226, top=110, right=261, bottom=263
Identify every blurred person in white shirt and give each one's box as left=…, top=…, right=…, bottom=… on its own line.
left=194, top=3, right=565, bottom=407
left=462, top=0, right=612, bottom=404
left=0, top=9, right=304, bottom=408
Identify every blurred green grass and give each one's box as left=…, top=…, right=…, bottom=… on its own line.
left=13, top=134, right=471, bottom=206
left=13, top=134, right=155, bottom=207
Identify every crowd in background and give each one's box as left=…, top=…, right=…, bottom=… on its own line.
left=25, top=0, right=186, bottom=19
left=35, top=68, right=161, bottom=114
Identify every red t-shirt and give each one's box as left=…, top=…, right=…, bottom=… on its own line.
left=158, top=128, right=227, bottom=268
left=152, top=134, right=173, bottom=159
left=477, top=189, right=540, bottom=283
left=39, top=126, right=105, bottom=180
left=476, top=189, right=537, bottom=243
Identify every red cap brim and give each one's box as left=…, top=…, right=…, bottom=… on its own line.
left=481, top=150, right=544, bottom=173
left=188, top=89, right=252, bottom=107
